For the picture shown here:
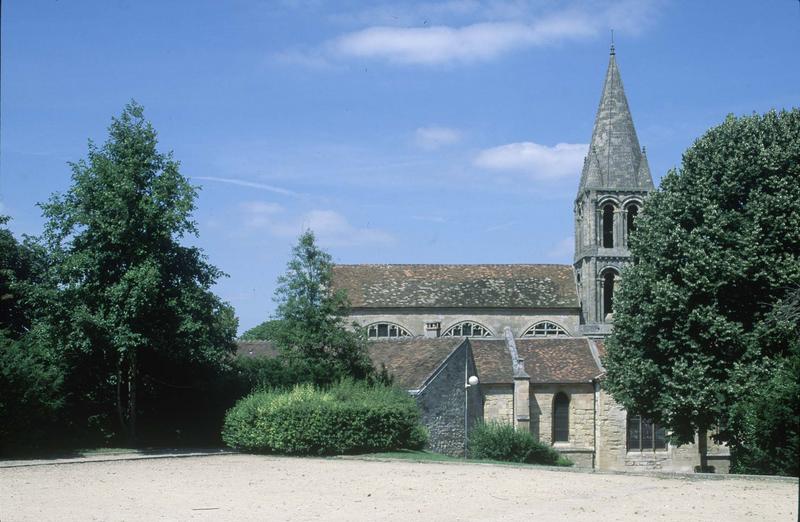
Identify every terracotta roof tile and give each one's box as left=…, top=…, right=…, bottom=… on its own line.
left=516, top=338, right=602, bottom=383
left=367, top=338, right=466, bottom=390
left=470, top=339, right=512, bottom=384
left=235, top=340, right=279, bottom=358
left=594, top=339, right=606, bottom=358
left=332, top=264, right=578, bottom=309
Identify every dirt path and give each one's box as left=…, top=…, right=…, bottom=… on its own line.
left=1, top=454, right=796, bottom=521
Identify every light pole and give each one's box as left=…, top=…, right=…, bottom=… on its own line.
left=464, top=372, right=479, bottom=459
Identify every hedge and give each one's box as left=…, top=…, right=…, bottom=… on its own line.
left=222, top=380, right=427, bottom=455
left=469, top=422, right=572, bottom=466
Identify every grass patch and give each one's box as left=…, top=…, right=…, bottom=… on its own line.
left=356, top=449, right=570, bottom=468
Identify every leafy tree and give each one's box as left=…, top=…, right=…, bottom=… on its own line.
left=33, top=102, right=237, bottom=444
left=0, top=216, right=47, bottom=336
left=603, top=109, right=800, bottom=475
left=240, top=319, right=281, bottom=340
left=0, top=329, right=63, bottom=452
left=0, top=218, right=62, bottom=452
left=269, top=230, right=373, bottom=383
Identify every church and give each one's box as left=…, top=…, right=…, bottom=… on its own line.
left=328, top=46, right=731, bottom=473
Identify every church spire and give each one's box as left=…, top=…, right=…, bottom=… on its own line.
left=578, top=48, right=654, bottom=193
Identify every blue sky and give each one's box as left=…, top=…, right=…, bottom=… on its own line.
left=2, top=1, right=799, bottom=333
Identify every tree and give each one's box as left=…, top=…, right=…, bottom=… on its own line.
left=0, top=216, right=46, bottom=336
left=269, top=230, right=373, bottom=383
left=239, top=319, right=281, bottom=341
left=0, top=218, right=62, bottom=452
left=34, top=102, right=237, bottom=443
left=602, top=109, right=800, bottom=475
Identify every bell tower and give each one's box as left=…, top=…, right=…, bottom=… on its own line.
left=574, top=45, right=655, bottom=337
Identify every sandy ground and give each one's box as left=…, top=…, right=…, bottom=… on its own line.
left=1, top=454, right=797, bottom=521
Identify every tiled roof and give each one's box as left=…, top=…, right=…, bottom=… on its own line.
left=367, top=338, right=466, bottom=390
left=516, top=338, right=603, bottom=383
left=332, top=264, right=579, bottom=309
left=594, top=339, right=606, bottom=358
left=470, top=339, right=513, bottom=384
left=236, top=340, right=279, bottom=359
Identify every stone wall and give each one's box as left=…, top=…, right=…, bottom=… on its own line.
left=416, top=342, right=483, bottom=457
left=595, top=388, right=730, bottom=473
left=349, top=308, right=581, bottom=339
left=482, top=384, right=514, bottom=424
left=531, top=383, right=596, bottom=468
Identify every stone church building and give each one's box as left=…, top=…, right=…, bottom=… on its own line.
left=329, top=47, right=730, bottom=473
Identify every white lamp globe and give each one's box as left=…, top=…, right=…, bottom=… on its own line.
left=468, top=375, right=479, bottom=386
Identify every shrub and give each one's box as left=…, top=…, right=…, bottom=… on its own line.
left=222, top=380, right=427, bottom=455
left=469, top=422, right=572, bottom=466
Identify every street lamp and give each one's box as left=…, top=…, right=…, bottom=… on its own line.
left=465, top=374, right=479, bottom=459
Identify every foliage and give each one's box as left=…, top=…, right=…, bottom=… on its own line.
left=0, top=216, right=47, bottom=336
left=222, top=380, right=427, bottom=455
left=603, top=110, right=800, bottom=474
left=269, top=230, right=374, bottom=384
left=31, top=101, right=238, bottom=444
left=469, top=422, right=572, bottom=466
left=0, top=330, right=64, bottom=452
left=239, top=319, right=282, bottom=341
left=726, top=289, right=799, bottom=475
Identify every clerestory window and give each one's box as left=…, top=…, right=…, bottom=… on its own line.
left=522, top=321, right=569, bottom=337
left=367, top=322, right=412, bottom=339
left=441, top=321, right=493, bottom=338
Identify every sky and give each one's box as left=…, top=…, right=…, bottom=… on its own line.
left=2, top=0, right=799, bottom=334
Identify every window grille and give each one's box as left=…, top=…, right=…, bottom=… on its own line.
left=522, top=321, right=568, bottom=337
left=441, top=321, right=493, bottom=338
left=627, top=415, right=667, bottom=450
left=366, top=322, right=411, bottom=339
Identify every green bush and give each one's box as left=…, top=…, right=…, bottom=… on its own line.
left=469, top=422, right=572, bottom=466
left=222, top=380, right=427, bottom=455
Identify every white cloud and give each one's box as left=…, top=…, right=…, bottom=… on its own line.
left=279, top=1, right=662, bottom=67
left=332, top=18, right=593, bottom=65
left=474, top=141, right=587, bottom=180
left=241, top=201, right=285, bottom=228
left=194, top=176, right=299, bottom=197
left=240, top=203, right=392, bottom=247
left=415, top=126, right=462, bottom=149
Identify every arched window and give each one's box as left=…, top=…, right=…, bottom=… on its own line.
left=441, top=321, right=492, bottom=338
left=553, top=392, right=570, bottom=442
left=626, top=204, right=639, bottom=236
left=366, top=322, right=412, bottom=339
left=522, top=321, right=568, bottom=337
left=602, top=204, right=615, bottom=248
left=603, top=270, right=617, bottom=319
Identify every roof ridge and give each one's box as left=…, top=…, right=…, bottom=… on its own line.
left=334, top=263, right=573, bottom=266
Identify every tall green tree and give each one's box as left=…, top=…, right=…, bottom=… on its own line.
left=270, top=230, right=373, bottom=383
left=603, top=109, right=800, bottom=475
left=34, top=102, right=237, bottom=443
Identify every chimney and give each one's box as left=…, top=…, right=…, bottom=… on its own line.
left=424, top=321, right=441, bottom=338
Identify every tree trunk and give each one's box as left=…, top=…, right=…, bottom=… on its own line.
left=127, top=349, right=137, bottom=445
left=116, top=366, right=126, bottom=437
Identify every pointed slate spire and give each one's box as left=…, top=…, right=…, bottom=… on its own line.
left=578, top=48, right=654, bottom=192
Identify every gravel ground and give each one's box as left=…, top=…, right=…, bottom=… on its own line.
left=1, top=454, right=797, bottom=521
